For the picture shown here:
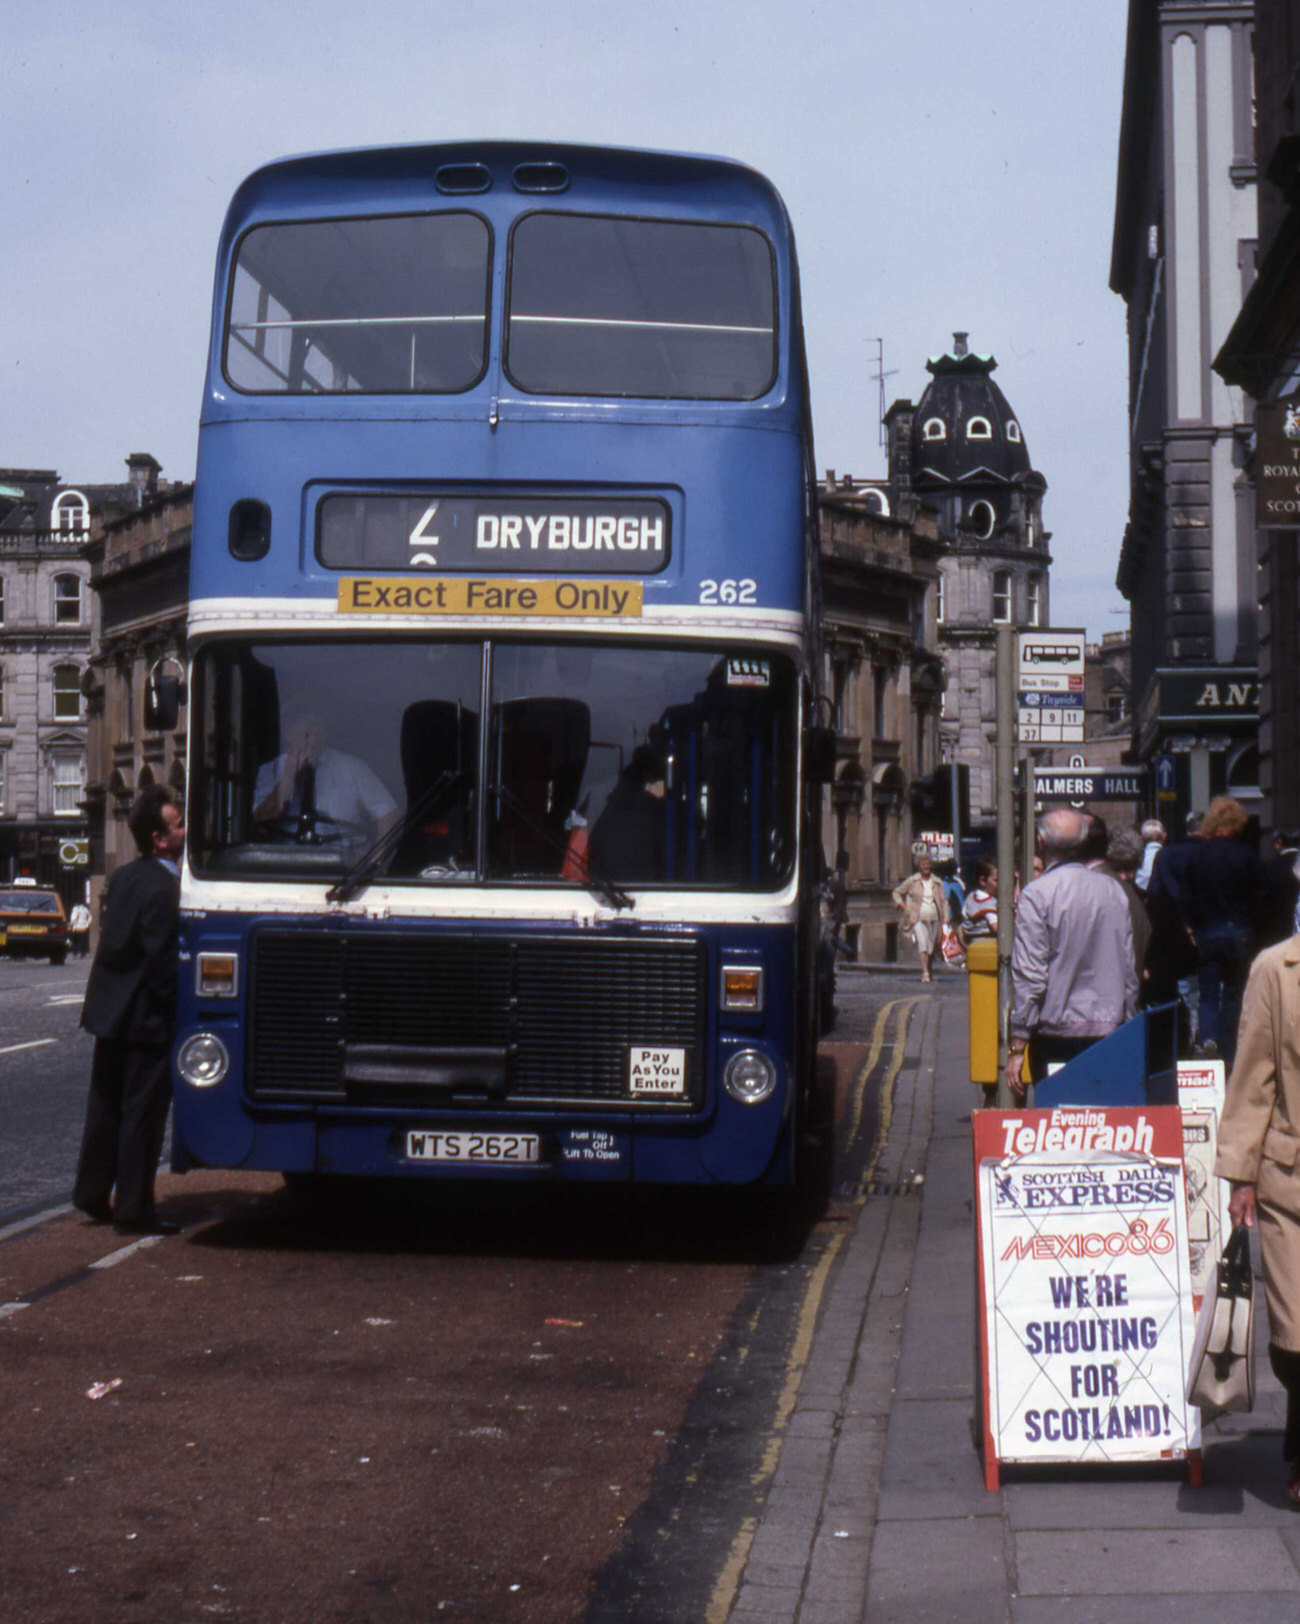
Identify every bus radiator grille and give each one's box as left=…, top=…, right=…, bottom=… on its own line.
left=247, top=931, right=706, bottom=1109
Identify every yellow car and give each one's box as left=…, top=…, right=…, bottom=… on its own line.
left=0, top=886, right=69, bottom=965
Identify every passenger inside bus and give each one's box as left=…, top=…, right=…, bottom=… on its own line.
left=588, top=745, right=667, bottom=883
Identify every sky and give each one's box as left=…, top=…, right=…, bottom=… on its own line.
left=4, top=0, right=1132, bottom=638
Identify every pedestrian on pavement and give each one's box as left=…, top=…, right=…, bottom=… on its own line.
left=1105, top=826, right=1152, bottom=988
left=892, top=849, right=949, bottom=985
left=961, top=858, right=999, bottom=943
left=1135, top=818, right=1166, bottom=893
left=1258, top=826, right=1300, bottom=949
left=68, top=900, right=92, bottom=958
left=1082, top=813, right=1110, bottom=869
left=1215, top=936, right=1300, bottom=1508
left=1004, top=808, right=1138, bottom=1098
left=1181, top=796, right=1264, bottom=1064
left=1145, top=809, right=1205, bottom=1051
left=72, top=786, right=185, bottom=1235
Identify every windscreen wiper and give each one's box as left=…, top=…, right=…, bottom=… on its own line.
left=326, top=769, right=462, bottom=905
left=490, top=782, right=634, bottom=912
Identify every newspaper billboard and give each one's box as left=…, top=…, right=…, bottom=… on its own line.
left=1177, top=1060, right=1230, bottom=1305
left=974, top=1106, right=1199, bottom=1483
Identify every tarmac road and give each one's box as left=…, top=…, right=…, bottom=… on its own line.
left=0, top=972, right=934, bottom=1623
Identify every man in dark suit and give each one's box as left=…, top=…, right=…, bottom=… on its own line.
left=73, top=786, right=185, bottom=1235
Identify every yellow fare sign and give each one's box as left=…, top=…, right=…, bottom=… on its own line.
left=339, top=577, right=643, bottom=617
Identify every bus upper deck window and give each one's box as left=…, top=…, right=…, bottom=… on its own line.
left=224, top=212, right=491, bottom=395
left=506, top=214, right=777, bottom=401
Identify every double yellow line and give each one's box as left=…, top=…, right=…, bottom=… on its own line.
left=705, top=995, right=918, bottom=1622
left=846, top=997, right=920, bottom=1197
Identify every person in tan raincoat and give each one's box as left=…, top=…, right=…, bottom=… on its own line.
left=1215, top=934, right=1300, bottom=1506
left=892, top=851, right=950, bottom=985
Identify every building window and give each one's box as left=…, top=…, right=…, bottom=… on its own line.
left=1027, top=573, right=1042, bottom=627
left=51, top=491, right=90, bottom=536
left=922, top=418, right=946, bottom=441
left=873, top=668, right=888, bottom=739
left=1026, top=517, right=1036, bottom=548
left=52, top=755, right=84, bottom=816
left=1007, top=421, right=1022, bottom=443
left=54, top=573, right=82, bottom=624
left=1107, top=693, right=1129, bottom=724
left=0, top=664, right=5, bottom=720
left=0, top=574, right=6, bottom=626
left=53, top=664, right=82, bottom=722
left=968, top=500, right=996, bottom=539
left=935, top=573, right=945, bottom=624
left=0, top=753, right=6, bottom=813
left=966, top=416, right=992, bottom=439
left=992, top=570, right=1013, bottom=623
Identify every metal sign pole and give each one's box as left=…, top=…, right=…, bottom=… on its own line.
left=996, top=626, right=1017, bottom=1108
left=951, top=758, right=963, bottom=880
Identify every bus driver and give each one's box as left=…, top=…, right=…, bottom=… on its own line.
left=253, top=712, right=398, bottom=839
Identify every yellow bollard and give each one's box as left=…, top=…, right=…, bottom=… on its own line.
left=967, top=935, right=1029, bottom=1092
left=967, top=937, right=1000, bottom=1086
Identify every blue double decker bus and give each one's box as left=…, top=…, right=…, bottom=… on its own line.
left=171, top=141, right=830, bottom=1191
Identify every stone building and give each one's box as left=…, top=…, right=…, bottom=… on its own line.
left=882, top=334, right=1052, bottom=833
left=0, top=466, right=149, bottom=900
left=817, top=477, right=945, bottom=961
left=83, top=461, right=191, bottom=888
left=1112, top=0, right=1260, bottom=830
left=1214, top=0, right=1300, bottom=834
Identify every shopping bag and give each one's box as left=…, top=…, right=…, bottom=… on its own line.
left=940, top=926, right=964, bottom=965
left=1186, top=1223, right=1256, bottom=1413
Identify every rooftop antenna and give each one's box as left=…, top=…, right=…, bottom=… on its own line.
left=870, top=338, right=899, bottom=448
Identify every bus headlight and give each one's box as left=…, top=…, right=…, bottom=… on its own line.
left=723, top=1048, right=778, bottom=1105
left=177, top=1032, right=230, bottom=1089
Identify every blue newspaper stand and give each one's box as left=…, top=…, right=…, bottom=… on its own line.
left=1031, top=1003, right=1180, bottom=1108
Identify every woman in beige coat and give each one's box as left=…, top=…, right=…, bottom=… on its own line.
left=892, top=851, right=950, bottom=985
left=1215, top=935, right=1300, bottom=1506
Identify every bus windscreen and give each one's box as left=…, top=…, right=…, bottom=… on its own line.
left=192, top=640, right=795, bottom=891
left=506, top=214, right=776, bottom=400
left=224, top=213, right=491, bottom=394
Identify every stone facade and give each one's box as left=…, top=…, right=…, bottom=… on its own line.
left=883, top=335, right=1052, bottom=833
left=1214, top=0, right=1300, bottom=835
left=83, top=462, right=191, bottom=892
left=0, top=469, right=139, bottom=901
left=1112, top=0, right=1260, bottom=829
left=817, top=478, right=944, bottom=961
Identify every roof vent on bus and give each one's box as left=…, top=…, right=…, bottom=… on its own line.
left=512, top=162, right=569, bottom=194
left=434, top=163, right=492, bottom=195
left=229, top=499, right=271, bottom=562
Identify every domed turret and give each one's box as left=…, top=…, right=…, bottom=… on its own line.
left=912, top=333, right=1033, bottom=489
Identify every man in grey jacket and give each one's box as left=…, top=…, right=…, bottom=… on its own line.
left=1004, top=808, right=1139, bottom=1100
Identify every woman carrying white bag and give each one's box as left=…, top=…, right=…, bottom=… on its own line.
left=1215, top=935, right=1300, bottom=1508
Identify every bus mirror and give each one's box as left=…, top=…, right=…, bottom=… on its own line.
left=805, top=726, right=838, bottom=783
left=145, top=659, right=186, bottom=732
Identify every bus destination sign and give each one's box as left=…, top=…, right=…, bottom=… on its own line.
left=318, top=493, right=670, bottom=575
